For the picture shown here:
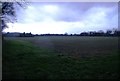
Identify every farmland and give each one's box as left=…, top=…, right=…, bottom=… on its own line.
left=3, top=36, right=119, bottom=79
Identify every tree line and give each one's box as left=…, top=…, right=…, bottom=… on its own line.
left=34, top=30, right=120, bottom=37
left=3, top=29, right=120, bottom=37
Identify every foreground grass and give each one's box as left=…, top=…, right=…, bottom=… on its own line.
left=3, top=39, right=119, bottom=79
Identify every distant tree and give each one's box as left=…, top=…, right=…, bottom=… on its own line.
left=114, top=30, right=120, bottom=36
left=89, top=31, right=96, bottom=36
left=98, top=30, right=104, bottom=34
left=64, top=32, right=68, bottom=36
left=80, top=32, right=89, bottom=36
left=94, top=30, right=105, bottom=36
left=20, top=32, right=34, bottom=37
left=106, top=30, right=112, bottom=36
left=70, top=34, right=73, bottom=36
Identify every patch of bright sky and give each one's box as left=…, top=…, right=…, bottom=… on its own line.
left=3, top=2, right=118, bottom=34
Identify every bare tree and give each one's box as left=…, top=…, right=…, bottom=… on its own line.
left=1, top=2, right=29, bottom=30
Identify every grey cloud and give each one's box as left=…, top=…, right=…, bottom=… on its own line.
left=51, top=2, right=118, bottom=22
left=15, top=2, right=118, bottom=22
left=12, top=2, right=118, bottom=33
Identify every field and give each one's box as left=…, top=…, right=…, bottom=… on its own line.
left=3, top=36, right=119, bottom=79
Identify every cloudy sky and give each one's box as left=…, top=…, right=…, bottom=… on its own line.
left=3, top=2, right=118, bottom=34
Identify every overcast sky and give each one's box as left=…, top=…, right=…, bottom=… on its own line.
left=3, top=2, right=118, bottom=34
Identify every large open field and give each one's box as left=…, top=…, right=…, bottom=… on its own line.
left=3, top=36, right=119, bottom=79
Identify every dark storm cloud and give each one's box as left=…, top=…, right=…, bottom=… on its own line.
left=39, top=2, right=117, bottom=22
left=15, top=2, right=118, bottom=22
left=56, top=2, right=118, bottom=22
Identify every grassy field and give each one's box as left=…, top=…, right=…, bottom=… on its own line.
left=3, top=36, right=119, bottom=79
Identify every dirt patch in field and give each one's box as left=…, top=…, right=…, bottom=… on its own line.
left=54, top=45, right=118, bottom=58
left=26, top=37, right=118, bottom=58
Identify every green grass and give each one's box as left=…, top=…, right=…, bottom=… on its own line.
left=5, top=36, right=118, bottom=58
left=3, top=37, right=120, bottom=79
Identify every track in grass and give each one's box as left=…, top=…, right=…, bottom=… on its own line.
left=5, top=36, right=119, bottom=58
